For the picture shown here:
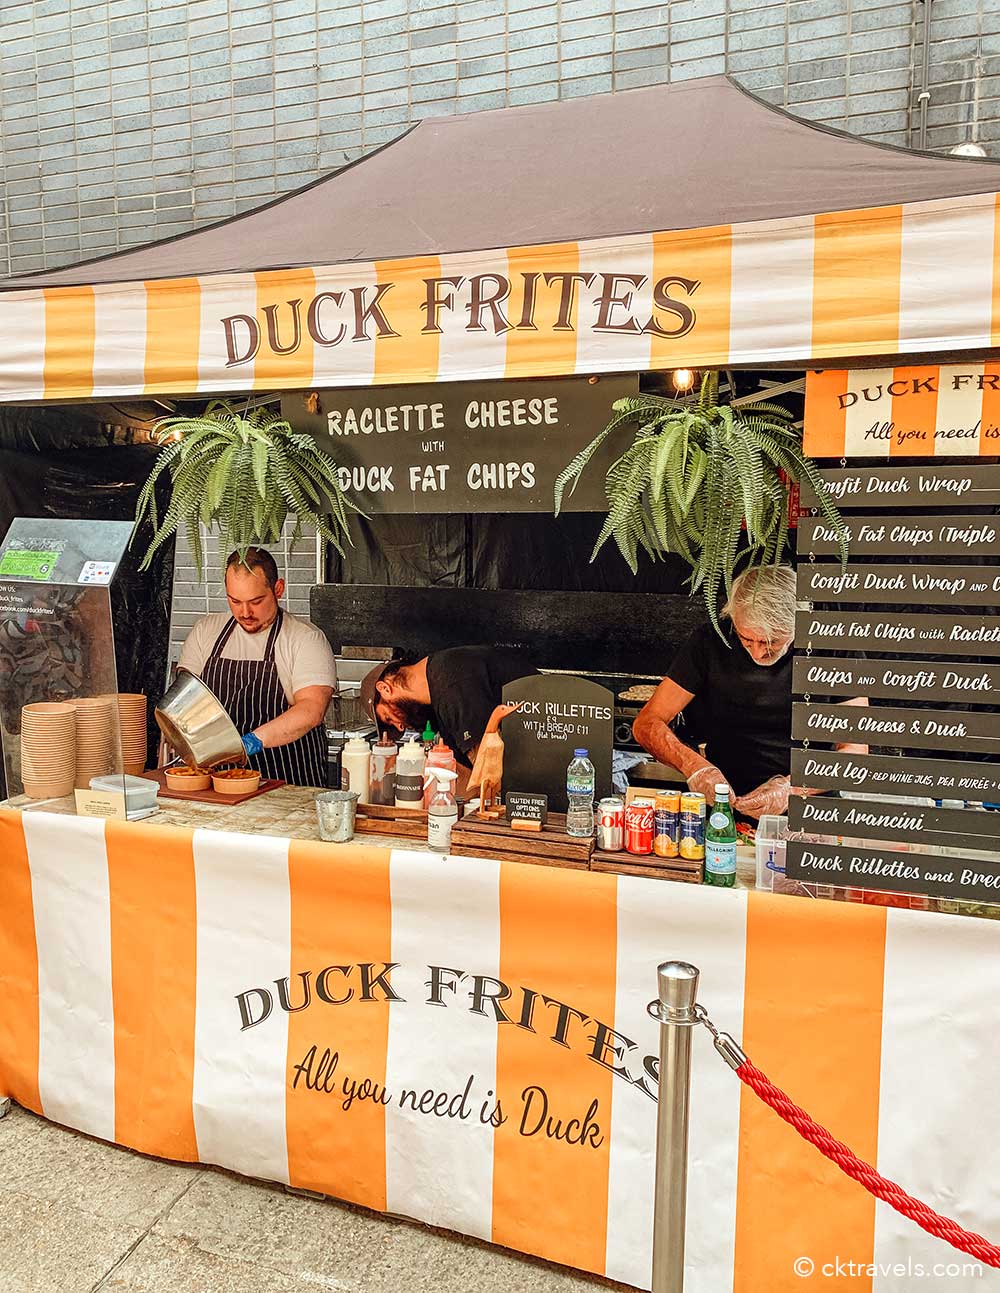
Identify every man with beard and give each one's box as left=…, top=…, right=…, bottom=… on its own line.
left=177, top=547, right=336, bottom=787
left=633, top=564, right=866, bottom=819
left=360, top=644, right=538, bottom=785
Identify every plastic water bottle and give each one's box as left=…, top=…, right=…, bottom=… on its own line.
left=566, top=748, right=596, bottom=838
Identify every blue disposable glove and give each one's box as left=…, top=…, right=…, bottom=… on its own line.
left=241, top=731, right=264, bottom=758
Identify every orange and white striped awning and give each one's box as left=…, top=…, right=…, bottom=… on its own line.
left=2, top=190, right=1000, bottom=403
left=3, top=808, right=999, bottom=1290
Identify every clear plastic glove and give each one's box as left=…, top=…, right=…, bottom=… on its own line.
left=686, top=763, right=730, bottom=805
left=467, top=732, right=505, bottom=808
left=735, top=774, right=791, bottom=821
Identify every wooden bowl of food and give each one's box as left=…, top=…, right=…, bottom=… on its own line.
left=212, top=767, right=261, bottom=796
left=165, top=765, right=212, bottom=792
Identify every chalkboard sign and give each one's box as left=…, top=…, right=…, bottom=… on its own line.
left=500, top=674, right=614, bottom=806
left=793, top=657, right=1000, bottom=703
left=792, top=702, right=1000, bottom=753
left=789, top=794, right=999, bottom=845
left=796, top=611, right=1000, bottom=658
left=800, top=464, right=1000, bottom=510
left=786, top=839, right=1000, bottom=907
left=504, top=792, right=549, bottom=824
left=791, top=749, right=1000, bottom=801
left=797, top=564, right=1000, bottom=607
left=798, top=515, right=998, bottom=557
left=282, top=374, right=637, bottom=514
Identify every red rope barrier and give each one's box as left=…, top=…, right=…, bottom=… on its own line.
left=737, top=1059, right=1000, bottom=1269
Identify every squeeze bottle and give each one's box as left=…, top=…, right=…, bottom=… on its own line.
left=425, top=767, right=459, bottom=852
left=341, top=735, right=371, bottom=803
left=423, top=737, right=458, bottom=808
left=394, top=736, right=427, bottom=808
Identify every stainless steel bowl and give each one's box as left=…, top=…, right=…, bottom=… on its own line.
left=154, top=670, right=247, bottom=770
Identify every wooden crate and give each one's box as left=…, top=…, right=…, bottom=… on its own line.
left=449, top=813, right=593, bottom=870
left=590, top=848, right=704, bottom=884
left=354, top=802, right=428, bottom=840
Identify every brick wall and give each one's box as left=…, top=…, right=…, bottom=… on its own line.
left=2, top=0, right=1000, bottom=276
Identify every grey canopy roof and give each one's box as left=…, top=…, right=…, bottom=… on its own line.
left=6, top=75, right=1000, bottom=289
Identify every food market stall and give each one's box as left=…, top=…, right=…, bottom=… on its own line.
left=2, top=76, right=1000, bottom=1291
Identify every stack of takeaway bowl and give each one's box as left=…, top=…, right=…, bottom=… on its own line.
left=19, top=702, right=77, bottom=799
left=72, top=696, right=118, bottom=788
left=113, top=693, right=148, bottom=775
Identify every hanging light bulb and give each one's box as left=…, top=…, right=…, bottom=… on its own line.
left=672, top=368, right=695, bottom=392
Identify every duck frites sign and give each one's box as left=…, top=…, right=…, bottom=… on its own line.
left=800, top=463, right=1000, bottom=509
left=792, top=703, right=1000, bottom=754
left=795, top=611, right=1000, bottom=657
left=798, top=514, right=998, bottom=557
left=793, top=656, right=1000, bottom=704
left=803, top=365, right=1000, bottom=458
left=282, top=375, right=636, bottom=513
left=789, top=794, right=999, bottom=846
left=797, top=564, right=1000, bottom=606
left=791, top=749, right=1000, bottom=801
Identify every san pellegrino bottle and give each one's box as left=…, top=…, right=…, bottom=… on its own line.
left=566, top=748, right=596, bottom=838
left=704, top=784, right=737, bottom=887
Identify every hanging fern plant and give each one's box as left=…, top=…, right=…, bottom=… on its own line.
left=554, top=373, right=848, bottom=635
left=132, top=400, right=359, bottom=577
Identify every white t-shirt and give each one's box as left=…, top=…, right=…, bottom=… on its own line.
left=178, top=610, right=337, bottom=705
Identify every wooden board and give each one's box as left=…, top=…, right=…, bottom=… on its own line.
left=148, top=769, right=285, bottom=806
left=451, top=814, right=594, bottom=866
left=446, top=842, right=590, bottom=871
left=592, top=847, right=702, bottom=873
left=354, top=802, right=428, bottom=840
left=590, top=855, right=703, bottom=883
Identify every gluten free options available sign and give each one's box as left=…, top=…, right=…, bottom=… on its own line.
left=283, top=375, right=637, bottom=513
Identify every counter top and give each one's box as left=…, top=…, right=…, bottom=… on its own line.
left=2, top=783, right=760, bottom=888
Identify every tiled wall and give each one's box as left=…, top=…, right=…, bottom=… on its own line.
left=168, top=521, right=318, bottom=671
left=2, top=0, right=1000, bottom=276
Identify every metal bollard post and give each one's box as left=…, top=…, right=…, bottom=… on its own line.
left=650, top=960, right=700, bottom=1293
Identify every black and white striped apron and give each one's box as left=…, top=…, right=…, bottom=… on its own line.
left=201, top=609, right=327, bottom=788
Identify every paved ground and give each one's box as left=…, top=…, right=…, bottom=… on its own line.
left=0, top=1103, right=631, bottom=1293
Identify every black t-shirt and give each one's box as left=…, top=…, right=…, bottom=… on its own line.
left=666, top=623, right=792, bottom=796
left=426, top=645, right=539, bottom=768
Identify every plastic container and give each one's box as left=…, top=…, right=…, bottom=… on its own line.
left=423, top=738, right=458, bottom=808
left=370, top=738, right=397, bottom=805
left=341, top=735, right=372, bottom=803
left=566, top=748, right=595, bottom=838
left=755, top=814, right=791, bottom=893
left=395, top=736, right=427, bottom=809
left=425, top=766, right=459, bottom=852
left=90, top=773, right=159, bottom=815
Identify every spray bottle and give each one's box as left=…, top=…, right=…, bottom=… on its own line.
left=425, top=766, right=459, bottom=852
left=423, top=737, right=458, bottom=808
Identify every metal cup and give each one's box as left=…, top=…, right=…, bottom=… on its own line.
left=316, top=789, right=359, bottom=842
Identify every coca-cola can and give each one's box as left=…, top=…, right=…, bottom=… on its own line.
left=625, top=799, right=655, bottom=856
left=597, top=796, right=625, bottom=851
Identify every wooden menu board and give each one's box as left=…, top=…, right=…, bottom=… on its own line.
left=799, top=514, right=999, bottom=557
left=797, top=563, right=1000, bottom=606
left=795, top=611, right=1000, bottom=657
left=799, top=463, right=1000, bottom=509
left=791, top=702, right=1000, bottom=753
left=793, top=657, right=1000, bottom=703
left=789, top=794, right=999, bottom=845
left=791, top=749, right=1000, bottom=801
left=786, top=839, right=1000, bottom=907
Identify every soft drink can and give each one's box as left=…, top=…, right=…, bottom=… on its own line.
left=653, top=791, right=680, bottom=858
left=597, top=796, right=625, bottom=851
left=625, top=799, right=655, bottom=855
left=679, top=792, right=706, bottom=860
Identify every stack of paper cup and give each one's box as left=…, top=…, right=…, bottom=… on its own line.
left=20, top=702, right=77, bottom=799
left=72, top=696, right=117, bottom=788
left=114, top=693, right=148, bottom=775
